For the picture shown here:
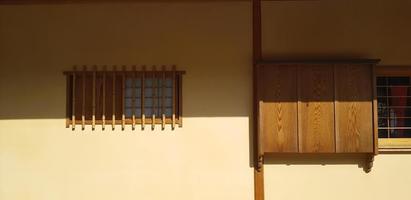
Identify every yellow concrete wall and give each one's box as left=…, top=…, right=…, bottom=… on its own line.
left=0, top=3, right=254, bottom=200
left=1, top=1, right=411, bottom=200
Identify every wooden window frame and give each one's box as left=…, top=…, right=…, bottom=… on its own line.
left=375, top=66, right=411, bottom=150
left=64, top=65, right=185, bottom=130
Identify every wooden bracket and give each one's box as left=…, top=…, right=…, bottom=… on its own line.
left=257, top=154, right=264, bottom=172
left=364, top=154, right=375, bottom=173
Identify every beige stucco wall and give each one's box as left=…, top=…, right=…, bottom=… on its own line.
left=1, top=1, right=411, bottom=200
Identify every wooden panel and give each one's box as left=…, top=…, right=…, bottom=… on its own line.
left=298, top=65, right=335, bottom=153
left=258, top=65, right=298, bottom=153
left=335, top=64, right=374, bottom=153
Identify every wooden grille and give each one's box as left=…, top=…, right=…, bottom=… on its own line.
left=377, top=76, right=411, bottom=138
left=64, top=65, right=184, bottom=130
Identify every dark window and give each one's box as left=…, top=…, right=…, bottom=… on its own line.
left=377, top=76, right=411, bottom=138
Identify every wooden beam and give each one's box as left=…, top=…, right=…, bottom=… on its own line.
left=0, top=0, right=313, bottom=5
left=253, top=0, right=264, bottom=199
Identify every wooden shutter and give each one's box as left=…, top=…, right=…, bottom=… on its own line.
left=258, top=65, right=298, bottom=153
left=298, top=65, right=335, bottom=153
left=334, top=64, right=374, bottom=153
left=257, top=60, right=379, bottom=154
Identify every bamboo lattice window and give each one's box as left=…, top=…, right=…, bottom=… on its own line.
left=64, top=65, right=184, bottom=130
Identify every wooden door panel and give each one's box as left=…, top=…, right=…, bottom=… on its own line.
left=298, top=65, right=335, bottom=153
left=259, top=65, right=298, bottom=153
left=335, top=65, right=374, bottom=153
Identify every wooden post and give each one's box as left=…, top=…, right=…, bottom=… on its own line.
left=253, top=0, right=264, bottom=199
left=141, top=65, right=146, bottom=130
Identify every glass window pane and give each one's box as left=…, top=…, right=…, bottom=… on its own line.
left=389, top=129, right=411, bottom=138
left=377, top=77, right=387, bottom=86
left=378, top=129, right=388, bottom=138
left=144, top=108, right=152, bottom=116
left=125, top=108, right=133, bottom=118
left=388, top=77, right=410, bottom=86
left=377, top=87, right=387, bottom=96
left=165, top=108, right=172, bottom=117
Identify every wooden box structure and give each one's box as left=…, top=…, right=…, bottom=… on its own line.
left=255, top=60, right=380, bottom=171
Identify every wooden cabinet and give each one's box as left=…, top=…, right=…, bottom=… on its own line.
left=257, top=61, right=378, bottom=154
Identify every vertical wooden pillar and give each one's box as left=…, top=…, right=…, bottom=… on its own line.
left=253, top=0, right=264, bottom=200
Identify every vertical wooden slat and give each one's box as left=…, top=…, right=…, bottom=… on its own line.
left=92, top=65, right=97, bottom=130
left=152, top=65, right=156, bottom=130
left=335, top=64, right=373, bottom=153
left=372, top=65, right=379, bottom=154
left=161, top=65, right=166, bottom=130
left=259, top=64, right=298, bottom=153
left=132, top=65, right=136, bottom=130
left=122, top=65, right=126, bottom=130
left=66, top=73, right=71, bottom=128
left=112, top=66, right=116, bottom=130
left=333, top=65, right=338, bottom=153
left=72, top=66, right=77, bottom=130
left=298, top=65, right=335, bottom=153
left=102, top=65, right=106, bottom=130
left=172, top=65, right=176, bottom=129
left=82, top=65, right=86, bottom=130
left=141, top=65, right=146, bottom=130
left=296, top=65, right=300, bottom=152
left=178, top=73, right=183, bottom=128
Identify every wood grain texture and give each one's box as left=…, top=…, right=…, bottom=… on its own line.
left=335, top=64, right=374, bottom=153
left=298, top=65, right=335, bottom=153
left=254, top=167, right=264, bottom=200
left=258, top=65, right=298, bottom=153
